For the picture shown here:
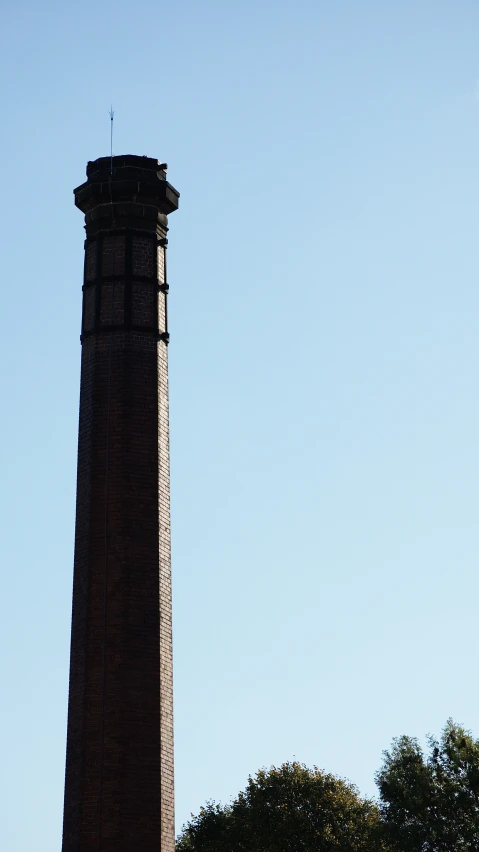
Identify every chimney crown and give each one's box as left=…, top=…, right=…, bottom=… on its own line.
left=74, top=154, right=180, bottom=234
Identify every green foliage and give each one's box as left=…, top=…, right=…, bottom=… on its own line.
left=175, top=802, right=231, bottom=852
left=176, top=761, right=385, bottom=852
left=376, top=719, right=479, bottom=851
left=178, top=721, right=479, bottom=851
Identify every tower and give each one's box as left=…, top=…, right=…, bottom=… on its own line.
left=62, top=155, right=180, bottom=851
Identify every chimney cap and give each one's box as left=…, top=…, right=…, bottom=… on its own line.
left=74, top=155, right=179, bottom=230
left=86, top=154, right=167, bottom=178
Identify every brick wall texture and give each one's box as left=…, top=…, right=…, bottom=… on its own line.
left=62, top=223, right=175, bottom=852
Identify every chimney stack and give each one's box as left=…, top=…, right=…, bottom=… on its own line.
left=62, top=155, right=179, bottom=852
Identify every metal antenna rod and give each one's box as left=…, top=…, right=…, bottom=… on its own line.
left=109, top=106, right=114, bottom=174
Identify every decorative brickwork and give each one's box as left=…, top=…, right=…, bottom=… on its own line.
left=102, top=235, right=125, bottom=276
left=132, top=281, right=155, bottom=326
left=100, top=281, right=125, bottom=325
left=62, top=155, right=179, bottom=852
left=85, top=242, right=97, bottom=281
left=133, top=235, right=156, bottom=278
left=83, top=286, right=95, bottom=334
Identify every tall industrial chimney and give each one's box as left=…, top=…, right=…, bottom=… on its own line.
left=62, top=155, right=180, bottom=852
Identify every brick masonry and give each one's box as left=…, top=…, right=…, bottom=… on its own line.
left=62, top=156, right=179, bottom=852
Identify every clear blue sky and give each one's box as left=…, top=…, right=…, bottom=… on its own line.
left=2, top=0, right=479, bottom=848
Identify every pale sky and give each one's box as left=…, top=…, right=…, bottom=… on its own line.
left=2, top=1, right=479, bottom=848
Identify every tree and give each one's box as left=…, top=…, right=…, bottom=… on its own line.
left=176, top=761, right=385, bottom=852
left=376, top=719, right=479, bottom=851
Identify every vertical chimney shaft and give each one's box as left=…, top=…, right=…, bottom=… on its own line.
left=62, top=155, right=179, bottom=852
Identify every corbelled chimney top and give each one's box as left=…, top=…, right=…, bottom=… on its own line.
left=86, top=154, right=168, bottom=178
left=74, top=153, right=180, bottom=231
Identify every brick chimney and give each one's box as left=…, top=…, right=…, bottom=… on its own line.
left=62, top=155, right=179, bottom=852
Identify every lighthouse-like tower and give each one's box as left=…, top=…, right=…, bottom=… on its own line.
left=62, top=155, right=179, bottom=852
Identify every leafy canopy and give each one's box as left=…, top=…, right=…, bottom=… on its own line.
left=176, top=761, right=384, bottom=852
left=376, top=719, right=479, bottom=852
left=178, top=720, right=479, bottom=851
